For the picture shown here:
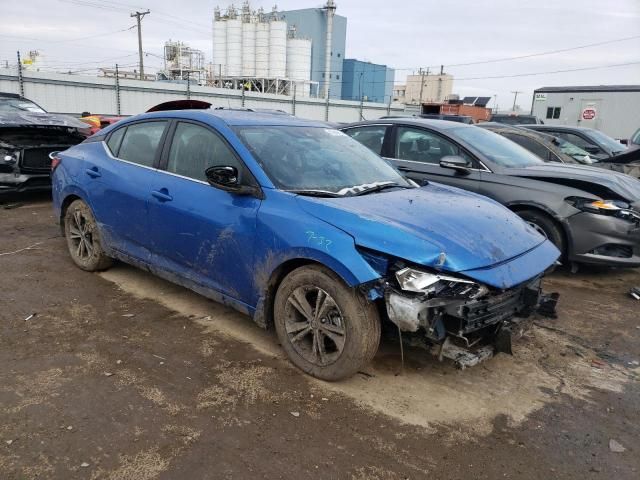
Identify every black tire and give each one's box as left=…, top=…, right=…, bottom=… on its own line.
left=64, top=199, right=113, bottom=271
left=517, top=209, right=565, bottom=256
left=274, top=265, right=381, bottom=381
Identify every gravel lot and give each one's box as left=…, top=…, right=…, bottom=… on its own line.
left=1, top=193, right=639, bottom=479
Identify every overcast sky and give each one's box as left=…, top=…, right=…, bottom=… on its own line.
left=1, top=0, right=639, bottom=109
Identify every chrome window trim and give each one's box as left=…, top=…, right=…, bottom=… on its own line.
left=387, top=156, right=492, bottom=173
left=101, top=142, right=210, bottom=186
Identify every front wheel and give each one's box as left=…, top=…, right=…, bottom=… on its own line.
left=64, top=199, right=113, bottom=271
left=517, top=209, right=566, bottom=257
left=274, top=265, right=381, bottom=381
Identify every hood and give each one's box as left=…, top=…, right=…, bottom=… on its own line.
left=297, top=183, right=546, bottom=273
left=0, top=111, right=89, bottom=130
left=505, top=163, right=640, bottom=202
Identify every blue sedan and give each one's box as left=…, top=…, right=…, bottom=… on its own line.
left=52, top=109, right=559, bottom=380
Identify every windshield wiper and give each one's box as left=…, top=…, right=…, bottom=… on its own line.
left=344, top=181, right=413, bottom=197
left=284, top=189, right=344, bottom=198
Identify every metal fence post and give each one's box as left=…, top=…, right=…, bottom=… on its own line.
left=186, top=72, right=191, bottom=100
left=325, top=89, right=330, bottom=122
left=115, top=64, right=121, bottom=115
left=292, top=84, right=296, bottom=116
left=241, top=84, right=246, bottom=107
left=16, top=51, right=24, bottom=97
left=387, top=95, right=392, bottom=116
left=359, top=95, right=364, bottom=120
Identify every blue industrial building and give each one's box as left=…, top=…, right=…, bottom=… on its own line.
left=341, top=59, right=395, bottom=104
left=278, top=7, right=347, bottom=99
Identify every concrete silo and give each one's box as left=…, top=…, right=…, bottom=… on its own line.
left=268, top=14, right=287, bottom=79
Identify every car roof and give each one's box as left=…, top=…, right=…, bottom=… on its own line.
left=344, top=118, right=469, bottom=130
left=123, top=108, right=329, bottom=128
left=526, top=124, right=593, bottom=132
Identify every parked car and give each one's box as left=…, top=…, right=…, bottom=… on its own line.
left=523, top=125, right=627, bottom=160
left=52, top=109, right=560, bottom=378
left=341, top=119, right=640, bottom=268
left=478, top=122, right=593, bottom=165
left=627, top=127, right=640, bottom=151
left=489, top=113, right=543, bottom=125
left=0, top=92, right=88, bottom=193
left=80, top=115, right=126, bottom=135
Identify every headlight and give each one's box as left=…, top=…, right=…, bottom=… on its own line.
left=395, top=267, right=488, bottom=299
left=0, top=148, right=18, bottom=164
left=566, top=197, right=639, bottom=222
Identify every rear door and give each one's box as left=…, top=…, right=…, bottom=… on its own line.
left=386, top=125, right=483, bottom=192
left=146, top=120, right=262, bottom=303
left=85, top=120, right=168, bottom=262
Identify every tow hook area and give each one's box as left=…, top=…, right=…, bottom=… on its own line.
left=431, top=338, right=495, bottom=369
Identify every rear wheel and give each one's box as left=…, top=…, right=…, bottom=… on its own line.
left=274, top=265, right=380, bottom=381
left=517, top=209, right=565, bottom=256
left=64, top=199, right=113, bottom=271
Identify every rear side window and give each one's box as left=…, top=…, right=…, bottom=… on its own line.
left=117, top=121, right=167, bottom=167
left=106, top=127, right=125, bottom=155
left=167, top=122, right=241, bottom=182
left=342, top=126, right=388, bottom=155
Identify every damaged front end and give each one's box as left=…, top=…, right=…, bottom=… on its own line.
left=378, top=266, right=558, bottom=368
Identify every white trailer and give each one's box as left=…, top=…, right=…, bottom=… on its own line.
left=530, top=85, right=640, bottom=141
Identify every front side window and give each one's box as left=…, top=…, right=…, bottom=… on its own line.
left=343, top=126, right=388, bottom=155
left=117, top=121, right=167, bottom=167
left=501, top=133, right=550, bottom=160
left=235, top=126, right=409, bottom=193
left=395, top=127, right=469, bottom=165
left=451, top=126, right=544, bottom=168
left=554, top=132, right=597, bottom=151
left=167, top=122, right=241, bottom=182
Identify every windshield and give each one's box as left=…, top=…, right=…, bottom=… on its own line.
left=587, top=129, right=626, bottom=154
left=0, top=97, right=46, bottom=113
left=554, top=137, right=595, bottom=163
left=235, top=126, right=410, bottom=194
left=453, top=126, right=545, bottom=168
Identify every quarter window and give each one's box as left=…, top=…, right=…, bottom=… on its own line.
left=106, top=127, right=126, bottom=156
left=118, top=121, right=167, bottom=167
left=343, top=126, right=388, bottom=155
left=395, top=127, right=469, bottom=165
left=167, top=122, right=241, bottom=182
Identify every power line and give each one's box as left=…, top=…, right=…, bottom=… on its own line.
left=455, top=60, right=640, bottom=81
left=435, top=34, right=640, bottom=69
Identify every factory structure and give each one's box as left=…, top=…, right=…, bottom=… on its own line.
left=208, top=1, right=396, bottom=102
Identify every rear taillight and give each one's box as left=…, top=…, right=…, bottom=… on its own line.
left=50, top=153, right=61, bottom=172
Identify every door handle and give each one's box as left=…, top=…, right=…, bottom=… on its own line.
left=151, top=189, right=173, bottom=202
left=397, top=166, right=412, bottom=172
left=85, top=167, right=101, bottom=178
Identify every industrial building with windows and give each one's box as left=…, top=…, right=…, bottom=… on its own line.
left=209, top=1, right=397, bottom=102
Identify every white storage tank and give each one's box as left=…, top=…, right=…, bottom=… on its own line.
left=287, top=37, right=312, bottom=97
left=268, top=20, right=287, bottom=78
left=242, top=20, right=256, bottom=77
left=255, top=22, right=270, bottom=78
left=226, top=18, right=242, bottom=77
left=212, top=19, right=227, bottom=77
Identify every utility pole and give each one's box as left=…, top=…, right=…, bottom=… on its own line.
left=418, top=67, right=429, bottom=106
left=511, top=90, right=522, bottom=111
left=131, top=10, right=150, bottom=80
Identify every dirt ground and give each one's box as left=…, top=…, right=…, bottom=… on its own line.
left=1, top=193, right=639, bottom=480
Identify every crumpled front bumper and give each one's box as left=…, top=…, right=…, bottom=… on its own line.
left=385, top=276, right=559, bottom=368
left=0, top=172, right=51, bottom=193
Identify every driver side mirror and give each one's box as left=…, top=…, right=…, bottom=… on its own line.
left=439, top=155, right=471, bottom=174
left=205, top=165, right=263, bottom=198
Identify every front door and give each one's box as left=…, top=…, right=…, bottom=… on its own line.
left=147, top=120, right=262, bottom=304
left=388, top=125, right=482, bottom=192
left=578, top=99, right=602, bottom=130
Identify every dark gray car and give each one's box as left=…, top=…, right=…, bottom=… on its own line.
left=340, top=119, right=640, bottom=268
left=523, top=125, right=627, bottom=160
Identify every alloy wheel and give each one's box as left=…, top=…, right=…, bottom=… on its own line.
left=68, top=210, right=95, bottom=260
left=284, top=286, right=346, bottom=366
